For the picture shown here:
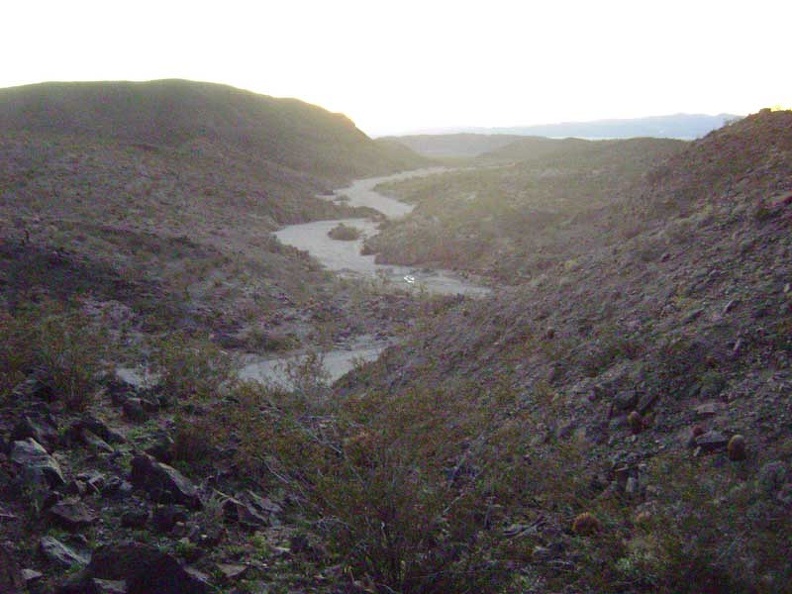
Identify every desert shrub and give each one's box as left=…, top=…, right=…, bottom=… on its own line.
left=327, top=223, right=362, bottom=241
left=579, top=325, right=645, bottom=378
left=219, top=378, right=512, bottom=593
left=308, top=387, right=507, bottom=592
left=0, top=298, right=109, bottom=410
left=149, top=331, right=237, bottom=471
left=639, top=453, right=792, bottom=593
left=153, top=331, right=234, bottom=404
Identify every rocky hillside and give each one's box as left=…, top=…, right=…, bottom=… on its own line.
left=0, top=80, right=427, bottom=337
left=0, top=103, right=789, bottom=594
left=365, top=136, right=687, bottom=280
left=0, top=81, right=437, bottom=594
left=344, top=109, right=792, bottom=592
left=0, top=80, right=425, bottom=183
left=377, top=133, right=526, bottom=158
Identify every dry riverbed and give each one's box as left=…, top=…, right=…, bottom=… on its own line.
left=243, top=169, right=490, bottom=386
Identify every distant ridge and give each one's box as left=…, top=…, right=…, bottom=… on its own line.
left=390, top=113, right=742, bottom=151
left=0, top=79, right=425, bottom=182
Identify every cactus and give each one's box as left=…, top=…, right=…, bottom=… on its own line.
left=627, top=411, right=643, bottom=434
left=572, top=512, right=601, bottom=536
left=727, top=434, right=747, bottom=461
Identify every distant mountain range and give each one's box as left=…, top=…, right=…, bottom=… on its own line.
left=386, top=114, right=742, bottom=156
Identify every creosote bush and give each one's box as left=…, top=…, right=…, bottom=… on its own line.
left=154, top=330, right=234, bottom=403
left=0, top=298, right=109, bottom=410
left=327, top=222, right=363, bottom=241
left=152, top=331, right=236, bottom=468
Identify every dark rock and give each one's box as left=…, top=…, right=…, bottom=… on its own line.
left=49, top=499, right=98, bottom=531
left=222, top=497, right=269, bottom=529
left=12, top=371, right=54, bottom=402
left=75, top=471, right=106, bottom=495
left=55, top=576, right=101, bottom=594
left=152, top=505, right=188, bottom=533
left=187, top=520, right=226, bottom=548
left=139, top=398, right=160, bottom=414
left=245, top=490, right=283, bottom=525
left=93, top=579, right=126, bottom=593
left=120, top=508, right=150, bottom=529
left=65, top=480, right=88, bottom=497
left=86, top=542, right=210, bottom=594
left=693, top=430, right=729, bottom=452
left=79, top=417, right=125, bottom=445
left=122, top=399, right=148, bottom=423
left=39, top=536, right=89, bottom=568
left=10, top=438, right=65, bottom=489
left=65, top=423, right=115, bottom=455
left=106, top=379, right=136, bottom=407
left=0, top=544, right=24, bottom=593
left=144, top=434, right=175, bottom=463
left=102, top=477, right=133, bottom=500
left=612, top=390, right=638, bottom=414
left=11, top=415, right=59, bottom=452
left=130, top=454, right=201, bottom=509
left=59, top=578, right=126, bottom=594
left=82, top=430, right=114, bottom=454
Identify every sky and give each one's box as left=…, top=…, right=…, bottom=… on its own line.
left=2, top=0, right=790, bottom=136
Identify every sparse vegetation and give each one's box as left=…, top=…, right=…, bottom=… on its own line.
left=1, top=85, right=790, bottom=594
left=327, top=222, right=363, bottom=241
left=0, top=297, right=111, bottom=411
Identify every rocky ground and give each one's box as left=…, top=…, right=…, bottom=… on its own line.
left=343, top=109, right=792, bottom=592
left=1, top=108, right=790, bottom=594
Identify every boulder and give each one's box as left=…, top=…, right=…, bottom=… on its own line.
left=122, top=399, right=148, bottom=423
left=78, top=416, right=125, bottom=444
left=12, top=370, right=54, bottom=401
left=86, top=543, right=210, bottom=594
left=216, top=563, right=248, bottom=581
left=120, top=508, right=150, bottom=529
left=57, top=577, right=135, bottom=594
left=39, top=536, right=89, bottom=568
left=130, top=454, right=201, bottom=509
left=222, top=496, right=269, bottom=529
left=21, top=568, right=44, bottom=588
left=11, top=414, right=59, bottom=452
left=152, top=505, right=188, bottom=533
left=49, top=499, right=98, bottom=531
left=65, top=419, right=121, bottom=454
left=612, top=390, right=638, bottom=414
left=693, top=430, right=729, bottom=453
left=10, top=438, right=65, bottom=489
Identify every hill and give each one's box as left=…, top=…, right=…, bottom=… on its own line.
left=0, top=80, right=427, bottom=334
left=0, top=92, right=789, bottom=593
left=0, top=80, right=425, bottom=182
left=365, top=136, right=687, bottom=279
left=342, top=109, right=792, bottom=592
left=377, top=133, right=527, bottom=158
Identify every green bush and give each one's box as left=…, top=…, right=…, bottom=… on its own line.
left=1, top=298, right=109, bottom=411
left=327, top=223, right=362, bottom=241
left=153, top=330, right=234, bottom=403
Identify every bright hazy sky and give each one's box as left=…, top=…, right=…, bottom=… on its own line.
left=2, top=0, right=790, bottom=136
